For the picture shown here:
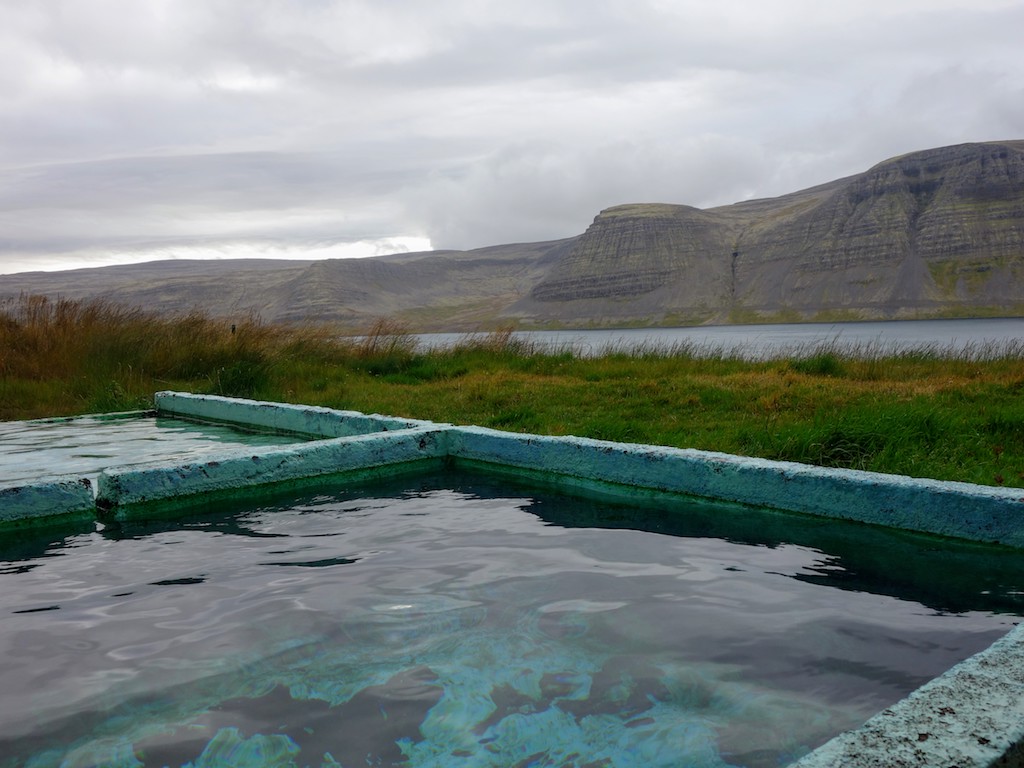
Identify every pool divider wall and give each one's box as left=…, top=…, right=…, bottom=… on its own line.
left=95, top=427, right=451, bottom=518
left=0, top=410, right=155, bottom=525
left=154, top=391, right=432, bottom=438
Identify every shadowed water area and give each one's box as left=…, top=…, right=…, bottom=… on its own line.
left=1, top=470, right=1022, bottom=767
left=0, top=415, right=311, bottom=487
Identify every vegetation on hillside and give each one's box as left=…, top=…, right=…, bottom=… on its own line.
left=3, top=295, right=1023, bottom=488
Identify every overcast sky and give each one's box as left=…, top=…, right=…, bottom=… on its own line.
left=2, top=0, right=1022, bottom=274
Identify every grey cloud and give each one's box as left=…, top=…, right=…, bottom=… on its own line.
left=0, top=0, right=1022, bottom=273
left=406, top=136, right=771, bottom=249
left=2, top=151, right=408, bottom=211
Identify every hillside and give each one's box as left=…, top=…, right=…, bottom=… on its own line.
left=2, top=140, right=1022, bottom=330
left=515, top=140, right=1024, bottom=326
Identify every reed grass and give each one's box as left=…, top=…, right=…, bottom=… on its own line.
left=3, top=295, right=1023, bottom=487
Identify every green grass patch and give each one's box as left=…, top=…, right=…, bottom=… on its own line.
left=3, top=296, right=1024, bottom=487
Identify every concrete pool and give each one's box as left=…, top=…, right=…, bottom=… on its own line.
left=0, top=412, right=313, bottom=489
left=1, top=393, right=1023, bottom=766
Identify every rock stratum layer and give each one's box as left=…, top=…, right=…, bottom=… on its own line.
left=3, top=141, right=1023, bottom=330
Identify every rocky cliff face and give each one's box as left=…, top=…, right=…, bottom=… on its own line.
left=733, top=141, right=1024, bottom=314
left=529, top=204, right=733, bottom=301
left=2, top=141, right=1022, bottom=329
left=517, top=140, right=1024, bottom=325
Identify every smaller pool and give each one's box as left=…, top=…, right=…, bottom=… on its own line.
left=0, top=469, right=1021, bottom=767
left=0, top=414, right=311, bottom=488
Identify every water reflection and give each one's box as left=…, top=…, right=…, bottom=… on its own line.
left=0, top=469, right=1020, bottom=767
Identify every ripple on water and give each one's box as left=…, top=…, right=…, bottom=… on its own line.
left=0, top=471, right=1022, bottom=767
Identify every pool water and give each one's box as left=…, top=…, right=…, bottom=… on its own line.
left=1, top=470, right=1021, bottom=767
left=0, top=415, right=311, bottom=487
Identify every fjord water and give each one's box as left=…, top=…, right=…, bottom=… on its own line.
left=418, top=317, right=1024, bottom=357
left=1, top=471, right=1021, bottom=767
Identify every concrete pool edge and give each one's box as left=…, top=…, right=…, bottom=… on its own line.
left=153, top=390, right=433, bottom=438
left=149, top=393, right=1024, bottom=547
left=6, top=392, right=1024, bottom=545
left=0, top=478, right=95, bottom=526
left=445, top=426, right=1024, bottom=548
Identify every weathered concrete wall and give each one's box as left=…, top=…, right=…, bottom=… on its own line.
left=8, top=396, right=1024, bottom=548
left=96, top=427, right=449, bottom=517
left=447, top=427, right=1024, bottom=548
left=0, top=479, right=95, bottom=525
left=154, top=391, right=435, bottom=438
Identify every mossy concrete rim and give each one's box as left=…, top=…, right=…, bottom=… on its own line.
left=7, top=392, right=1024, bottom=550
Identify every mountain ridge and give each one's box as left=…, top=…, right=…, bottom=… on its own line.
left=2, top=140, right=1023, bottom=330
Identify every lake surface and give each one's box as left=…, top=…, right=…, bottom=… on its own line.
left=416, top=317, right=1024, bottom=358
left=2, top=469, right=1021, bottom=767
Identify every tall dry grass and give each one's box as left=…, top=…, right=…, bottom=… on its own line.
left=0, top=295, right=345, bottom=417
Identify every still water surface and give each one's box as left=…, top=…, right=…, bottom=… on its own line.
left=1, top=470, right=1021, bottom=767
left=417, top=317, right=1024, bottom=358
left=0, top=415, right=309, bottom=487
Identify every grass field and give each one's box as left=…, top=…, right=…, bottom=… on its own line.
left=3, top=295, right=1024, bottom=488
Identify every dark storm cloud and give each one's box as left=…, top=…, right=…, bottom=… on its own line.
left=1, top=0, right=1022, bottom=273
